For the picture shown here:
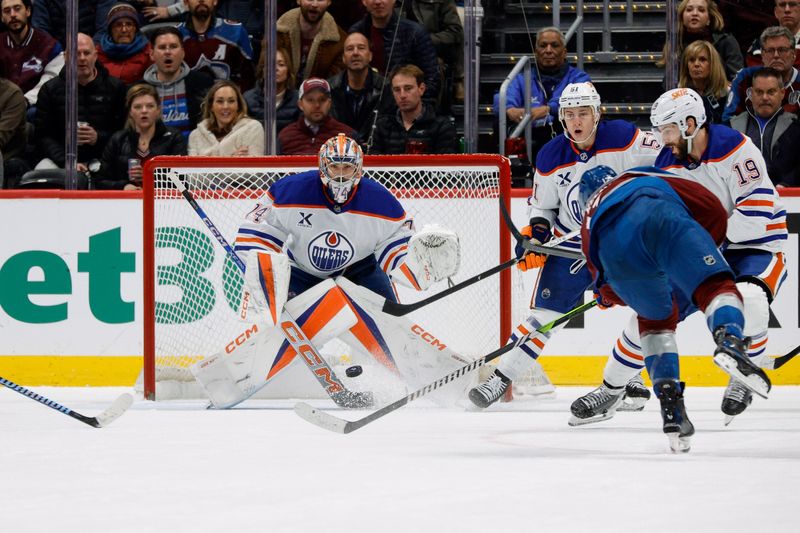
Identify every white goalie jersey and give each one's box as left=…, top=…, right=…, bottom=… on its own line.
left=528, top=120, right=661, bottom=249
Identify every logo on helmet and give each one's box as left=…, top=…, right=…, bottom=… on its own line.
left=308, top=231, right=355, bottom=272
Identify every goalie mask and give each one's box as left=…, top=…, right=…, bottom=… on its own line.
left=558, top=82, right=601, bottom=144
left=650, top=88, right=706, bottom=153
left=319, top=133, right=363, bottom=204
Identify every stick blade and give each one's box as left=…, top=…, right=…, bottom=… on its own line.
left=93, top=393, right=134, bottom=427
left=294, top=402, right=352, bottom=434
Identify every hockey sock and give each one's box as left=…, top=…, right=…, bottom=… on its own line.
left=497, top=312, right=556, bottom=381
left=603, top=314, right=645, bottom=388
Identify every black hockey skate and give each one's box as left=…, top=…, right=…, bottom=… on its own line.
left=721, top=378, right=753, bottom=426
left=468, top=369, right=510, bottom=408
left=712, top=328, right=771, bottom=399
left=568, top=383, right=625, bottom=426
left=618, top=373, right=651, bottom=412
left=655, top=380, right=694, bottom=453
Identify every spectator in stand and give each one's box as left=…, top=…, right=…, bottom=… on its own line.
left=0, top=0, right=64, bottom=109
left=746, top=0, right=800, bottom=65
left=679, top=40, right=730, bottom=123
left=369, top=64, right=456, bottom=154
left=718, top=0, right=777, bottom=54
left=492, top=26, right=591, bottom=159
left=771, top=117, right=800, bottom=186
left=95, top=3, right=152, bottom=86
left=724, top=26, right=800, bottom=120
left=677, top=0, right=743, bottom=80
left=188, top=79, right=264, bottom=156
left=278, top=77, right=355, bottom=154
left=96, top=83, right=186, bottom=190
left=729, top=67, right=798, bottom=184
left=328, top=31, right=394, bottom=143
left=142, top=26, right=214, bottom=137
left=141, top=1, right=188, bottom=23
left=351, top=0, right=440, bottom=100
left=178, top=0, right=255, bottom=91
left=401, top=0, right=464, bottom=103
left=243, top=47, right=300, bottom=133
left=31, top=0, right=115, bottom=47
left=277, top=0, right=346, bottom=83
left=34, top=33, right=127, bottom=170
left=278, top=0, right=367, bottom=28
left=0, top=74, right=28, bottom=187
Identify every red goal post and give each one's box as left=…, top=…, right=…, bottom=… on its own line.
left=142, top=154, right=516, bottom=401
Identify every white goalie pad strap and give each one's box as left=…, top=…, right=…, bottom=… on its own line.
left=736, top=281, right=770, bottom=337
left=392, top=224, right=461, bottom=291
left=243, top=251, right=290, bottom=326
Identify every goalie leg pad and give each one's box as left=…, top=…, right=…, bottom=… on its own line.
left=243, top=251, right=290, bottom=326
left=395, top=224, right=461, bottom=290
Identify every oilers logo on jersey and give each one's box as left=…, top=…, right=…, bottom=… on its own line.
left=308, top=231, right=354, bottom=272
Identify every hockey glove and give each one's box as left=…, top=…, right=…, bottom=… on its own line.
left=516, top=222, right=551, bottom=271
left=594, top=284, right=624, bottom=310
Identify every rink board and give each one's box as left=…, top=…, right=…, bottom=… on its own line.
left=0, top=190, right=798, bottom=386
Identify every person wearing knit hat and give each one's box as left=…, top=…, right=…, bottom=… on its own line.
left=95, top=2, right=153, bottom=85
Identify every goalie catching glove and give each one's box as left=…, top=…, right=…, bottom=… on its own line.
left=393, top=224, right=461, bottom=290
left=242, top=250, right=291, bottom=326
left=516, top=219, right=551, bottom=271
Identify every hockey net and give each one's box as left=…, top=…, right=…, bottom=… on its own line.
left=142, top=154, right=540, bottom=401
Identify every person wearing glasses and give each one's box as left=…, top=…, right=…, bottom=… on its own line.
left=95, top=3, right=152, bottom=86
left=746, top=1, right=800, bottom=67
left=723, top=26, right=800, bottom=121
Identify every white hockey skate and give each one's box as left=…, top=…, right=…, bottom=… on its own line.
left=568, top=383, right=625, bottom=426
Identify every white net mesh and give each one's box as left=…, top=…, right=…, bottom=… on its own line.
left=145, top=155, right=527, bottom=399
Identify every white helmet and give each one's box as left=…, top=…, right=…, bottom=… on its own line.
left=319, top=133, right=363, bottom=204
left=558, top=82, right=601, bottom=143
left=650, top=88, right=706, bottom=139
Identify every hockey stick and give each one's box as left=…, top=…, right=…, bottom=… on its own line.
left=294, top=299, right=598, bottom=434
left=0, top=376, right=133, bottom=428
left=167, top=172, right=373, bottom=409
left=762, top=344, right=800, bottom=370
left=498, top=196, right=584, bottom=259
left=381, top=228, right=580, bottom=317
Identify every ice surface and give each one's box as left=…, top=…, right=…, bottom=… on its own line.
left=1, top=386, right=798, bottom=532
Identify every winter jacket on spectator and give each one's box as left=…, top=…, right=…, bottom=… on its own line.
left=277, top=8, right=346, bottom=82
left=403, top=0, right=463, bottom=61
left=31, top=0, right=115, bottom=47
left=95, top=30, right=153, bottom=86
left=35, top=63, right=127, bottom=166
left=368, top=104, right=456, bottom=154
left=492, top=64, right=591, bottom=127
left=723, top=65, right=800, bottom=121
left=770, top=116, right=800, bottom=187
left=730, top=107, right=797, bottom=183
left=95, top=120, right=186, bottom=189
left=178, top=15, right=255, bottom=91
left=0, top=28, right=64, bottom=106
left=328, top=68, right=394, bottom=143
left=243, top=83, right=300, bottom=133
left=188, top=116, right=265, bottom=156
left=141, top=62, right=215, bottom=136
left=0, top=78, right=27, bottom=160
left=217, top=0, right=265, bottom=41
left=350, top=12, right=440, bottom=97
left=278, top=115, right=355, bottom=155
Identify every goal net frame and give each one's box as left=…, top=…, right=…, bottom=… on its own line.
left=142, top=154, right=514, bottom=401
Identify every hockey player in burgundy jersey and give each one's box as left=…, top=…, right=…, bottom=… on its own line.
left=469, top=82, right=661, bottom=410
left=571, top=87, right=788, bottom=425
left=578, top=165, right=772, bottom=452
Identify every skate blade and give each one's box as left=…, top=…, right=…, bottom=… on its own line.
left=724, top=414, right=735, bottom=426
left=618, top=396, right=647, bottom=412
left=568, top=411, right=616, bottom=426
left=667, top=433, right=691, bottom=453
left=712, top=353, right=770, bottom=399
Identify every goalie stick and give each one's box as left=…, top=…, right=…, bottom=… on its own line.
left=381, top=228, right=581, bottom=317
left=294, top=299, right=598, bottom=434
left=0, top=376, right=133, bottom=428
left=762, top=344, right=800, bottom=370
left=168, top=172, right=373, bottom=409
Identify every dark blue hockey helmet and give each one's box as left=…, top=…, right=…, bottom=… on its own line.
left=578, top=165, right=618, bottom=209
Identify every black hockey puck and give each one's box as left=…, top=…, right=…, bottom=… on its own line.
left=345, top=365, right=363, bottom=378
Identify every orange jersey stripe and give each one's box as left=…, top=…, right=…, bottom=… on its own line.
left=737, top=199, right=774, bottom=208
